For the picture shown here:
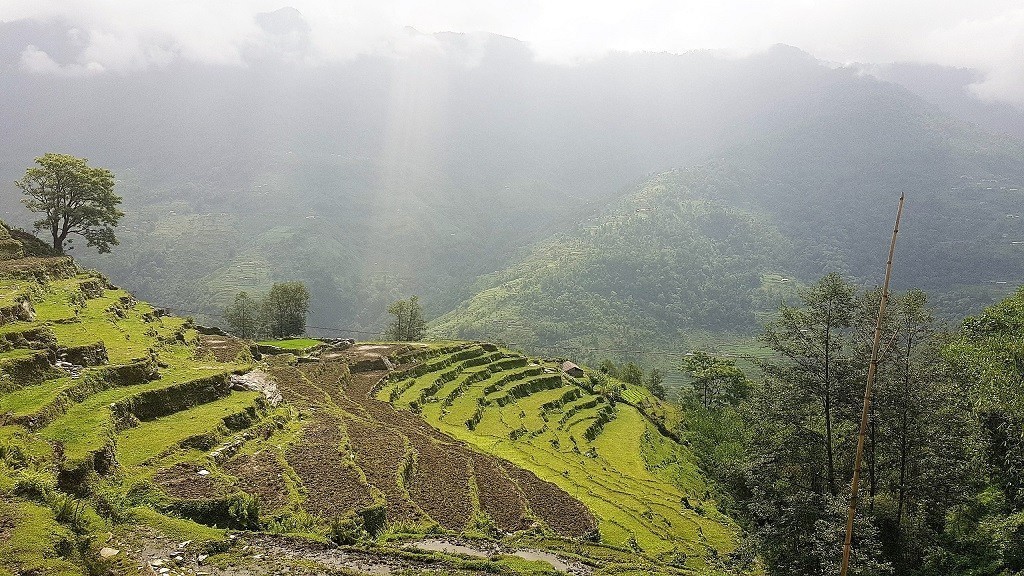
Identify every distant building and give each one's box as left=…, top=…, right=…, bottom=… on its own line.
left=561, top=361, right=584, bottom=378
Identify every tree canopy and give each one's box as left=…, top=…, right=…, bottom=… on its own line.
left=680, top=351, right=749, bottom=411
left=15, top=153, right=123, bottom=254
left=262, top=282, right=310, bottom=338
left=224, top=291, right=261, bottom=339
left=223, top=282, right=310, bottom=339
left=386, top=296, right=426, bottom=341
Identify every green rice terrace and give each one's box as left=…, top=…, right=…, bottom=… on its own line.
left=0, top=223, right=741, bottom=576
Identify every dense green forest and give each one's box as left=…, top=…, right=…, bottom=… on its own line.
left=679, top=276, right=1024, bottom=575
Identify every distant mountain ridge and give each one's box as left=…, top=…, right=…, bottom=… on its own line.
left=1, top=22, right=1021, bottom=343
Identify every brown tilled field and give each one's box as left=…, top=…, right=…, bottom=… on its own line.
left=222, top=452, right=290, bottom=511
left=503, top=464, right=597, bottom=539
left=405, top=433, right=474, bottom=531
left=285, top=414, right=374, bottom=518
left=252, top=341, right=597, bottom=538
left=153, top=462, right=230, bottom=500
left=344, top=416, right=424, bottom=523
left=471, top=454, right=531, bottom=532
left=197, top=334, right=252, bottom=363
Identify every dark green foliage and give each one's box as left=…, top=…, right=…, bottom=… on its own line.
left=358, top=502, right=387, bottom=537
left=15, top=153, right=123, bottom=254
left=598, top=360, right=619, bottom=378
left=47, top=492, right=90, bottom=534
left=938, top=287, right=1024, bottom=573
left=261, top=282, right=310, bottom=338
left=169, top=492, right=261, bottom=530
left=328, top=514, right=366, bottom=545
left=645, top=368, right=666, bottom=400
left=224, top=291, right=260, bottom=339
left=708, top=276, right=985, bottom=576
left=620, top=362, right=644, bottom=387
left=682, top=405, right=747, bottom=510
left=227, top=492, right=260, bottom=530
left=680, top=351, right=749, bottom=411
left=385, top=296, right=426, bottom=341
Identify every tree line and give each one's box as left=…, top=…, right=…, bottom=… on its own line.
left=223, top=290, right=427, bottom=342
left=224, top=282, right=310, bottom=339
left=673, top=273, right=1024, bottom=575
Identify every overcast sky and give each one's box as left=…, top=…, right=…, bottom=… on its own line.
left=3, top=0, right=1023, bottom=106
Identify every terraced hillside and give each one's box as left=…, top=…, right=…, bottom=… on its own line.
left=376, top=346, right=739, bottom=562
left=0, top=223, right=740, bottom=576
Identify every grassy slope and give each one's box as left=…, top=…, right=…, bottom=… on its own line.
left=0, top=229, right=741, bottom=575
left=0, top=240, right=260, bottom=575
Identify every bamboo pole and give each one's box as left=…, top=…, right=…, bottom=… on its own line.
left=840, top=193, right=905, bottom=576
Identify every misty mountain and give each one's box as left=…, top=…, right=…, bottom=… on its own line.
left=1, top=18, right=1020, bottom=338
left=430, top=171, right=791, bottom=358
left=436, top=81, right=1024, bottom=359
left=870, top=62, right=1024, bottom=141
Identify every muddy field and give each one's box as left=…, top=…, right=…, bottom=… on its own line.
left=284, top=414, right=373, bottom=518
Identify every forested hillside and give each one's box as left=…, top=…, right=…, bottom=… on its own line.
left=431, top=172, right=790, bottom=359
left=436, top=79, right=1024, bottom=364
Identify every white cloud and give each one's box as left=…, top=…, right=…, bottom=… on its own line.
left=2, top=0, right=1024, bottom=105
left=20, top=44, right=104, bottom=75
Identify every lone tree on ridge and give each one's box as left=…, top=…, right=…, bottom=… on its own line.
left=16, top=153, right=123, bottom=254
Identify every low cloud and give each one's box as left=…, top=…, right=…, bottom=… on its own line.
left=20, top=44, right=104, bottom=75
left=2, top=0, right=1024, bottom=106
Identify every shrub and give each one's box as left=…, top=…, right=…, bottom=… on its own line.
left=329, top=515, right=366, bottom=545
left=227, top=492, right=260, bottom=530
left=266, top=510, right=319, bottom=534
left=13, top=468, right=55, bottom=500
left=47, top=491, right=92, bottom=533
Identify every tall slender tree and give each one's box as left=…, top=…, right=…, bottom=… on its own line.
left=762, top=272, right=857, bottom=495
left=224, top=291, right=261, bottom=339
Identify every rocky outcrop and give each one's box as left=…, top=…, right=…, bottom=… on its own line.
left=229, top=370, right=282, bottom=406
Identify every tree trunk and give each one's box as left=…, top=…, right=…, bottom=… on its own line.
left=869, top=404, right=876, bottom=511
left=894, top=333, right=913, bottom=565
left=824, top=321, right=837, bottom=495
left=51, top=222, right=62, bottom=254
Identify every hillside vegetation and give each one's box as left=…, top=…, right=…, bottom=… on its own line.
left=431, top=172, right=791, bottom=366
left=436, top=80, right=1024, bottom=369
left=7, top=32, right=1012, bottom=337
left=0, top=223, right=736, bottom=575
